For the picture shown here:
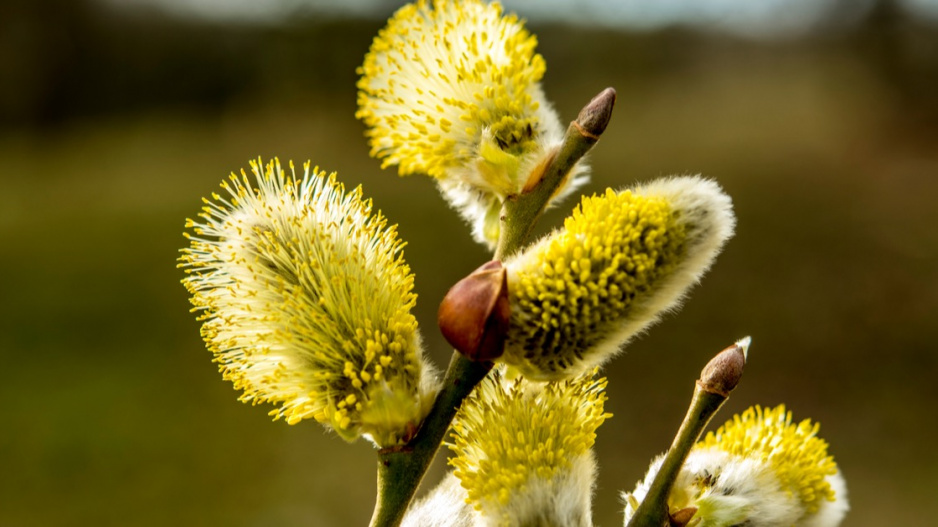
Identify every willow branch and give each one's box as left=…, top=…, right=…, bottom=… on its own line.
left=369, top=87, right=617, bottom=527
left=626, top=338, right=749, bottom=527
left=495, top=87, right=616, bottom=260
left=370, top=354, right=492, bottom=527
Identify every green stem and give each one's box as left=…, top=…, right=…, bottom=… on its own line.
left=369, top=354, right=492, bottom=527
left=625, top=384, right=727, bottom=527
left=495, top=87, right=615, bottom=260
left=625, top=341, right=748, bottom=527
left=368, top=87, right=617, bottom=527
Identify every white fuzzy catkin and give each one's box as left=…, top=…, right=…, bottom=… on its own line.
left=401, top=473, right=475, bottom=527
left=622, top=406, right=848, bottom=527
left=447, top=370, right=609, bottom=526
left=503, top=176, right=736, bottom=380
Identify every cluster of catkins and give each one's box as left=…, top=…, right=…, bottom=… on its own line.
left=179, top=1, right=848, bottom=526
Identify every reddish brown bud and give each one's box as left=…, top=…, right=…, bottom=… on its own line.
left=669, top=507, right=698, bottom=527
left=698, top=336, right=750, bottom=397
left=438, top=260, right=510, bottom=362
left=575, top=87, right=616, bottom=140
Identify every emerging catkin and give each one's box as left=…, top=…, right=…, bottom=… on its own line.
left=502, top=176, right=736, bottom=380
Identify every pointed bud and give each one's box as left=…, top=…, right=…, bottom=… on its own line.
left=698, top=336, right=750, bottom=397
left=438, top=260, right=510, bottom=362
left=575, top=87, right=616, bottom=140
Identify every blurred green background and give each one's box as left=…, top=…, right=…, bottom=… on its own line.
left=2, top=0, right=936, bottom=525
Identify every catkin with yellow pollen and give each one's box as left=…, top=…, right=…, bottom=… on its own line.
left=623, top=405, right=849, bottom=527
left=356, top=0, right=588, bottom=248
left=447, top=368, right=611, bottom=527
left=698, top=405, right=842, bottom=516
left=503, top=176, right=736, bottom=381
left=179, top=158, right=438, bottom=447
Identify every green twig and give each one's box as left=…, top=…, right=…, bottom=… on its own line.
left=626, top=339, right=749, bottom=527
left=495, top=87, right=616, bottom=260
left=626, top=386, right=726, bottom=527
left=369, top=354, right=492, bottom=527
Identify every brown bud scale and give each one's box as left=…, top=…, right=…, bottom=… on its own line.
left=438, top=260, right=510, bottom=362
left=575, top=87, right=616, bottom=139
left=669, top=507, right=698, bottom=527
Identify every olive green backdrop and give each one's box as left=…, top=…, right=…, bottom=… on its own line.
left=1, top=1, right=936, bottom=525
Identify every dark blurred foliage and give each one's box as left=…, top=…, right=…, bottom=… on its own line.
left=3, top=0, right=938, bottom=129
left=0, top=0, right=388, bottom=127
left=1, top=0, right=936, bottom=526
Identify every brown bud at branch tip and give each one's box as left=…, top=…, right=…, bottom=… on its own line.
left=438, top=260, right=510, bottom=362
left=575, top=87, right=616, bottom=140
left=698, top=336, right=750, bottom=397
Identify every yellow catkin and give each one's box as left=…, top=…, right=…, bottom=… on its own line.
left=356, top=0, right=546, bottom=183
left=179, top=158, right=434, bottom=447
left=699, top=405, right=839, bottom=513
left=357, top=0, right=593, bottom=248
left=447, top=369, right=611, bottom=513
left=504, top=188, right=687, bottom=378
